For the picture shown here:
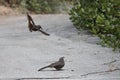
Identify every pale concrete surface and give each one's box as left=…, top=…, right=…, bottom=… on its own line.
left=0, top=14, right=120, bottom=80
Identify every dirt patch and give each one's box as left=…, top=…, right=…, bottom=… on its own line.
left=0, top=6, right=22, bottom=16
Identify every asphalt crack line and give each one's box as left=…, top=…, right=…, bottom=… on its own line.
left=102, top=60, right=117, bottom=65
left=81, top=68, right=120, bottom=77
left=17, top=76, right=71, bottom=80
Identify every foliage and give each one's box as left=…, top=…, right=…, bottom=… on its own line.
left=20, top=0, right=60, bottom=13
left=69, top=0, right=120, bottom=51
left=0, top=0, right=71, bottom=14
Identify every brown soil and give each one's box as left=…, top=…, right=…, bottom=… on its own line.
left=0, top=5, right=22, bottom=16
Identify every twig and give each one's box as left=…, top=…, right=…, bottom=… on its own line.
left=81, top=68, right=120, bottom=77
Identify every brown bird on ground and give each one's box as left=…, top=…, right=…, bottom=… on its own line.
left=27, top=12, right=50, bottom=36
left=38, top=57, right=65, bottom=71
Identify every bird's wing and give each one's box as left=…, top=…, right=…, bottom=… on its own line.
left=49, top=61, right=61, bottom=67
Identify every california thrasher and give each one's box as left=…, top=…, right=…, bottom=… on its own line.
left=27, top=13, right=50, bottom=36
left=38, top=57, right=65, bottom=71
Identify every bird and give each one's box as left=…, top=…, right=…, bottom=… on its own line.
left=27, top=12, right=50, bottom=36
left=38, top=57, right=65, bottom=71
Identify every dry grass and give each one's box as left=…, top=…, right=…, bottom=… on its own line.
left=0, top=6, right=24, bottom=16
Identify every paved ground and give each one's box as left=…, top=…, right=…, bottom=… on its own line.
left=0, top=14, right=120, bottom=80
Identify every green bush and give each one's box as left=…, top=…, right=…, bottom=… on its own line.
left=69, top=0, right=120, bottom=51
left=20, top=0, right=61, bottom=13
left=20, top=0, right=72, bottom=14
left=0, top=0, right=71, bottom=14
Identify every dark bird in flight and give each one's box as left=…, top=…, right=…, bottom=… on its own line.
left=27, top=13, right=50, bottom=36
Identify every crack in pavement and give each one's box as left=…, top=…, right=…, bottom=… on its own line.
left=102, top=60, right=117, bottom=65
left=81, top=68, right=120, bottom=77
left=17, top=76, right=71, bottom=80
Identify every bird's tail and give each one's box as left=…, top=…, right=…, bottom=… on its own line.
left=38, top=29, right=50, bottom=36
left=38, top=65, right=50, bottom=71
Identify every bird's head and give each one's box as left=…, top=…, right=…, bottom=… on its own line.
left=59, top=57, right=64, bottom=61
